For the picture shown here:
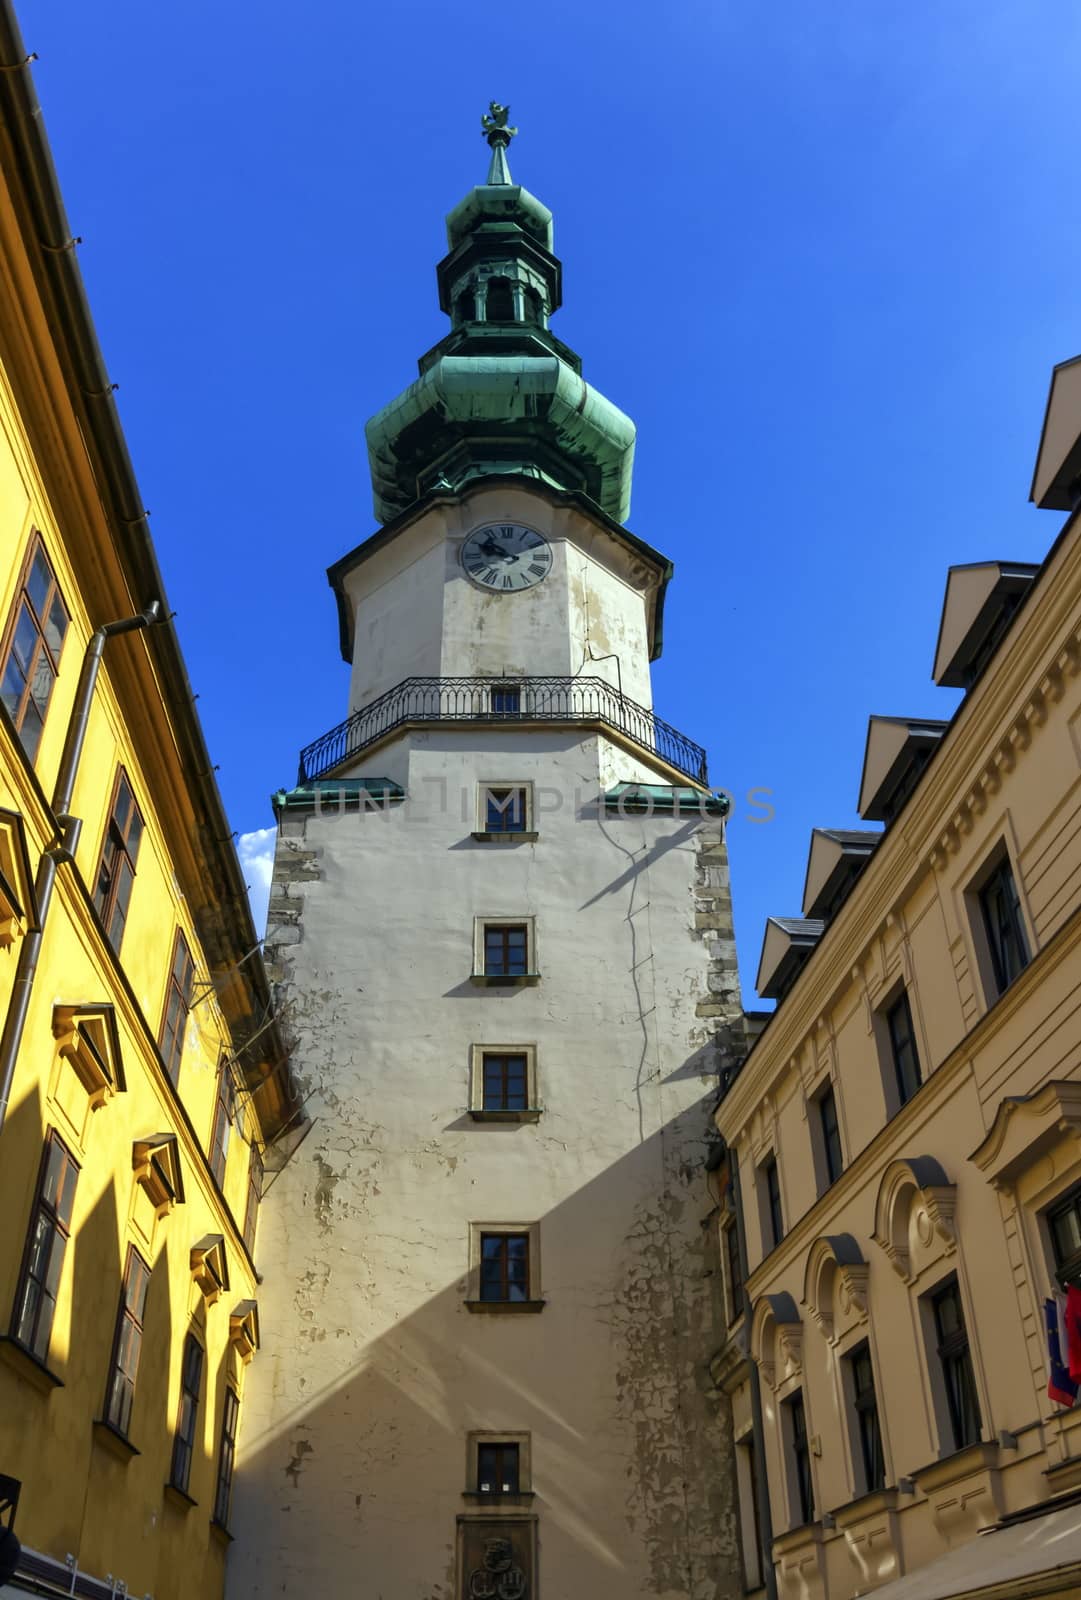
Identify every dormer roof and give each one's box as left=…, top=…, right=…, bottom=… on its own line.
left=1031, top=354, right=1081, bottom=510
left=931, top=561, right=1038, bottom=688
left=801, top=829, right=880, bottom=921
left=756, top=917, right=825, bottom=1001
left=857, top=716, right=948, bottom=824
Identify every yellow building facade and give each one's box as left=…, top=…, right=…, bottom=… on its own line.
left=711, top=356, right=1081, bottom=1600
left=0, top=12, right=294, bottom=1599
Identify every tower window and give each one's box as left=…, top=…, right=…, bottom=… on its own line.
left=484, top=924, right=528, bottom=978
left=480, top=1232, right=530, bottom=1302
left=456, top=288, right=475, bottom=323
left=482, top=1052, right=529, bottom=1111
left=484, top=786, right=528, bottom=833
left=485, top=277, right=514, bottom=322
left=477, top=1441, right=519, bottom=1495
left=490, top=684, right=521, bottom=715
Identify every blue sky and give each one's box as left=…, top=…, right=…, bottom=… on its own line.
left=22, top=0, right=1081, bottom=1002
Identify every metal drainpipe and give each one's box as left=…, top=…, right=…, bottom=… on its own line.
left=0, top=602, right=161, bottom=1134
left=727, top=1140, right=779, bottom=1600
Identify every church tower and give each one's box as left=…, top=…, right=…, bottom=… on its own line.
left=231, top=108, right=745, bottom=1600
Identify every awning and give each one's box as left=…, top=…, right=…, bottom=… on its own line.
left=866, top=1501, right=1081, bottom=1600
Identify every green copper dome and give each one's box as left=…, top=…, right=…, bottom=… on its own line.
left=365, top=106, right=636, bottom=526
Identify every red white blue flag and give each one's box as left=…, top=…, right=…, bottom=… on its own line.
left=1045, top=1296, right=1079, bottom=1407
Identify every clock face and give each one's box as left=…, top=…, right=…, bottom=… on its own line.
left=461, top=523, right=553, bottom=592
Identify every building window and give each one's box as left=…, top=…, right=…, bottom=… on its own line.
left=482, top=1052, right=529, bottom=1111
left=490, top=684, right=521, bottom=715
left=761, top=1154, right=783, bottom=1251
left=886, top=991, right=921, bottom=1108
left=480, top=1232, right=530, bottom=1303
left=484, top=923, right=528, bottom=979
left=477, top=1441, right=519, bottom=1495
left=979, top=856, right=1030, bottom=996
left=160, top=931, right=194, bottom=1085
left=244, top=1144, right=264, bottom=1257
left=11, top=1132, right=79, bottom=1362
left=209, top=1060, right=236, bottom=1188
left=735, top=1434, right=764, bottom=1591
left=104, top=1247, right=151, bottom=1437
left=1048, top=1186, right=1081, bottom=1288
left=0, top=536, right=69, bottom=763
left=930, top=1278, right=981, bottom=1452
left=482, top=785, right=529, bottom=834
left=724, top=1218, right=742, bottom=1325
left=213, top=1387, right=240, bottom=1528
left=847, top=1342, right=885, bottom=1493
left=170, top=1333, right=204, bottom=1494
left=93, top=769, right=144, bottom=952
left=784, top=1390, right=814, bottom=1526
left=485, top=277, right=515, bottom=322
left=817, top=1084, right=843, bottom=1187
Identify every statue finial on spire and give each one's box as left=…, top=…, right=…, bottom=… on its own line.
left=481, top=101, right=517, bottom=185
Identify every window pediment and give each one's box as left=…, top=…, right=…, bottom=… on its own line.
left=802, top=1234, right=869, bottom=1343
left=750, top=1291, right=803, bottom=1390
left=229, top=1300, right=260, bottom=1364
left=191, top=1234, right=229, bottom=1304
left=133, top=1133, right=184, bottom=1213
left=52, top=1003, right=124, bottom=1108
left=0, top=808, right=36, bottom=946
left=871, top=1156, right=956, bottom=1284
left=970, top=1081, right=1081, bottom=1190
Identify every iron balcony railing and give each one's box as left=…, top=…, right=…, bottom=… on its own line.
left=298, top=675, right=708, bottom=785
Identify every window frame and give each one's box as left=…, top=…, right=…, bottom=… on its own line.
left=783, top=1389, right=815, bottom=1527
left=928, top=1276, right=982, bottom=1454
left=466, top=1221, right=543, bottom=1312
left=213, top=1386, right=240, bottom=1529
left=476, top=1440, right=519, bottom=1496
left=243, top=1143, right=264, bottom=1257
left=93, top=767, right=145, bottom=953
left=885, top=990, right=921, bottom=1109
left=159, top=929, right=195, bottom=1085
left=814, top=1081, right=844, bottom=1191
left=468, top=1043, right=539, bottom=1121
left=846, top=1340, right=885, bottom=1494
left=103, top=1245, right=151, bottom=1438
left=472, top=917, right=538, bottom=985
left=474, top=782, right=536, bottom=841
left=489, top=683, right=522, bottom=716
left=760, top=1153, right=783, bottom=1252
left=208, top=1058, right=236, bottom=1189
left=0, top=533, right=70, bottom=763
left=479, top=1231, right=531, bottom=1303
left=169, top=1332, right=204, bottom=1495
left=723, top=1215, right=743, bottom=1327
left=978, top=854, right=1031, bottom=998
left=465, top=1429, right=532, bottom=1496
left=10, top=1131, right=79, bottom=1366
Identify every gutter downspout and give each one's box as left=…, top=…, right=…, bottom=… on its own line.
left=0, top=603, right=161, bottom=1134
left=727, top=1140, right=778, bottom=1600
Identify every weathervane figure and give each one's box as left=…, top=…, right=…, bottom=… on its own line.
left=481, top=101, right=518, bottom=146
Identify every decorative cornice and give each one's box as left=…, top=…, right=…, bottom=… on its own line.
left=970, top=1079, right=1081, bottom=1188
left=871, top=1157, right=956, bottom=1284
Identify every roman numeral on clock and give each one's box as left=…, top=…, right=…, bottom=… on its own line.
left=502, top=575, right=513, bottom=589
left=528, top=562, right=546, bottom=576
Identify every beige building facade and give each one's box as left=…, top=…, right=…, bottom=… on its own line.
left=711, top=355, right=1081, bottom=1600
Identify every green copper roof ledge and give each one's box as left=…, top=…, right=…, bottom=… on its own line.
left=604, top=784, right=729, bottom=814
left=365, top=354, right=635, bottom=525
left=272, top=778, right=404, bottom=814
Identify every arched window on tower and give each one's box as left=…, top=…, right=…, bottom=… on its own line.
left=485, top=277, right=515, bottom=322
left=522, top=287, right=541, bottom=325
left=456, top=289, right=476, bottom=324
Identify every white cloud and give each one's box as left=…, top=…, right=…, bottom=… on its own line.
left=238, top=826, right=276, bottom=935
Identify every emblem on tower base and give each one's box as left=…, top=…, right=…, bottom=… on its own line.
left=459, top=1520, right=535, bottom=1600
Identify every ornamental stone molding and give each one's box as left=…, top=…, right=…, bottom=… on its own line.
left=750, top=1291, right=802, bottom=1391
left=871, top=1156, right=956, bottom=1284
left=927, top=625, right=1081, bottom=870
left=970, top=1080, right=1081, bottom=1190
left=801, top=1234, right=870, bottom=1342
